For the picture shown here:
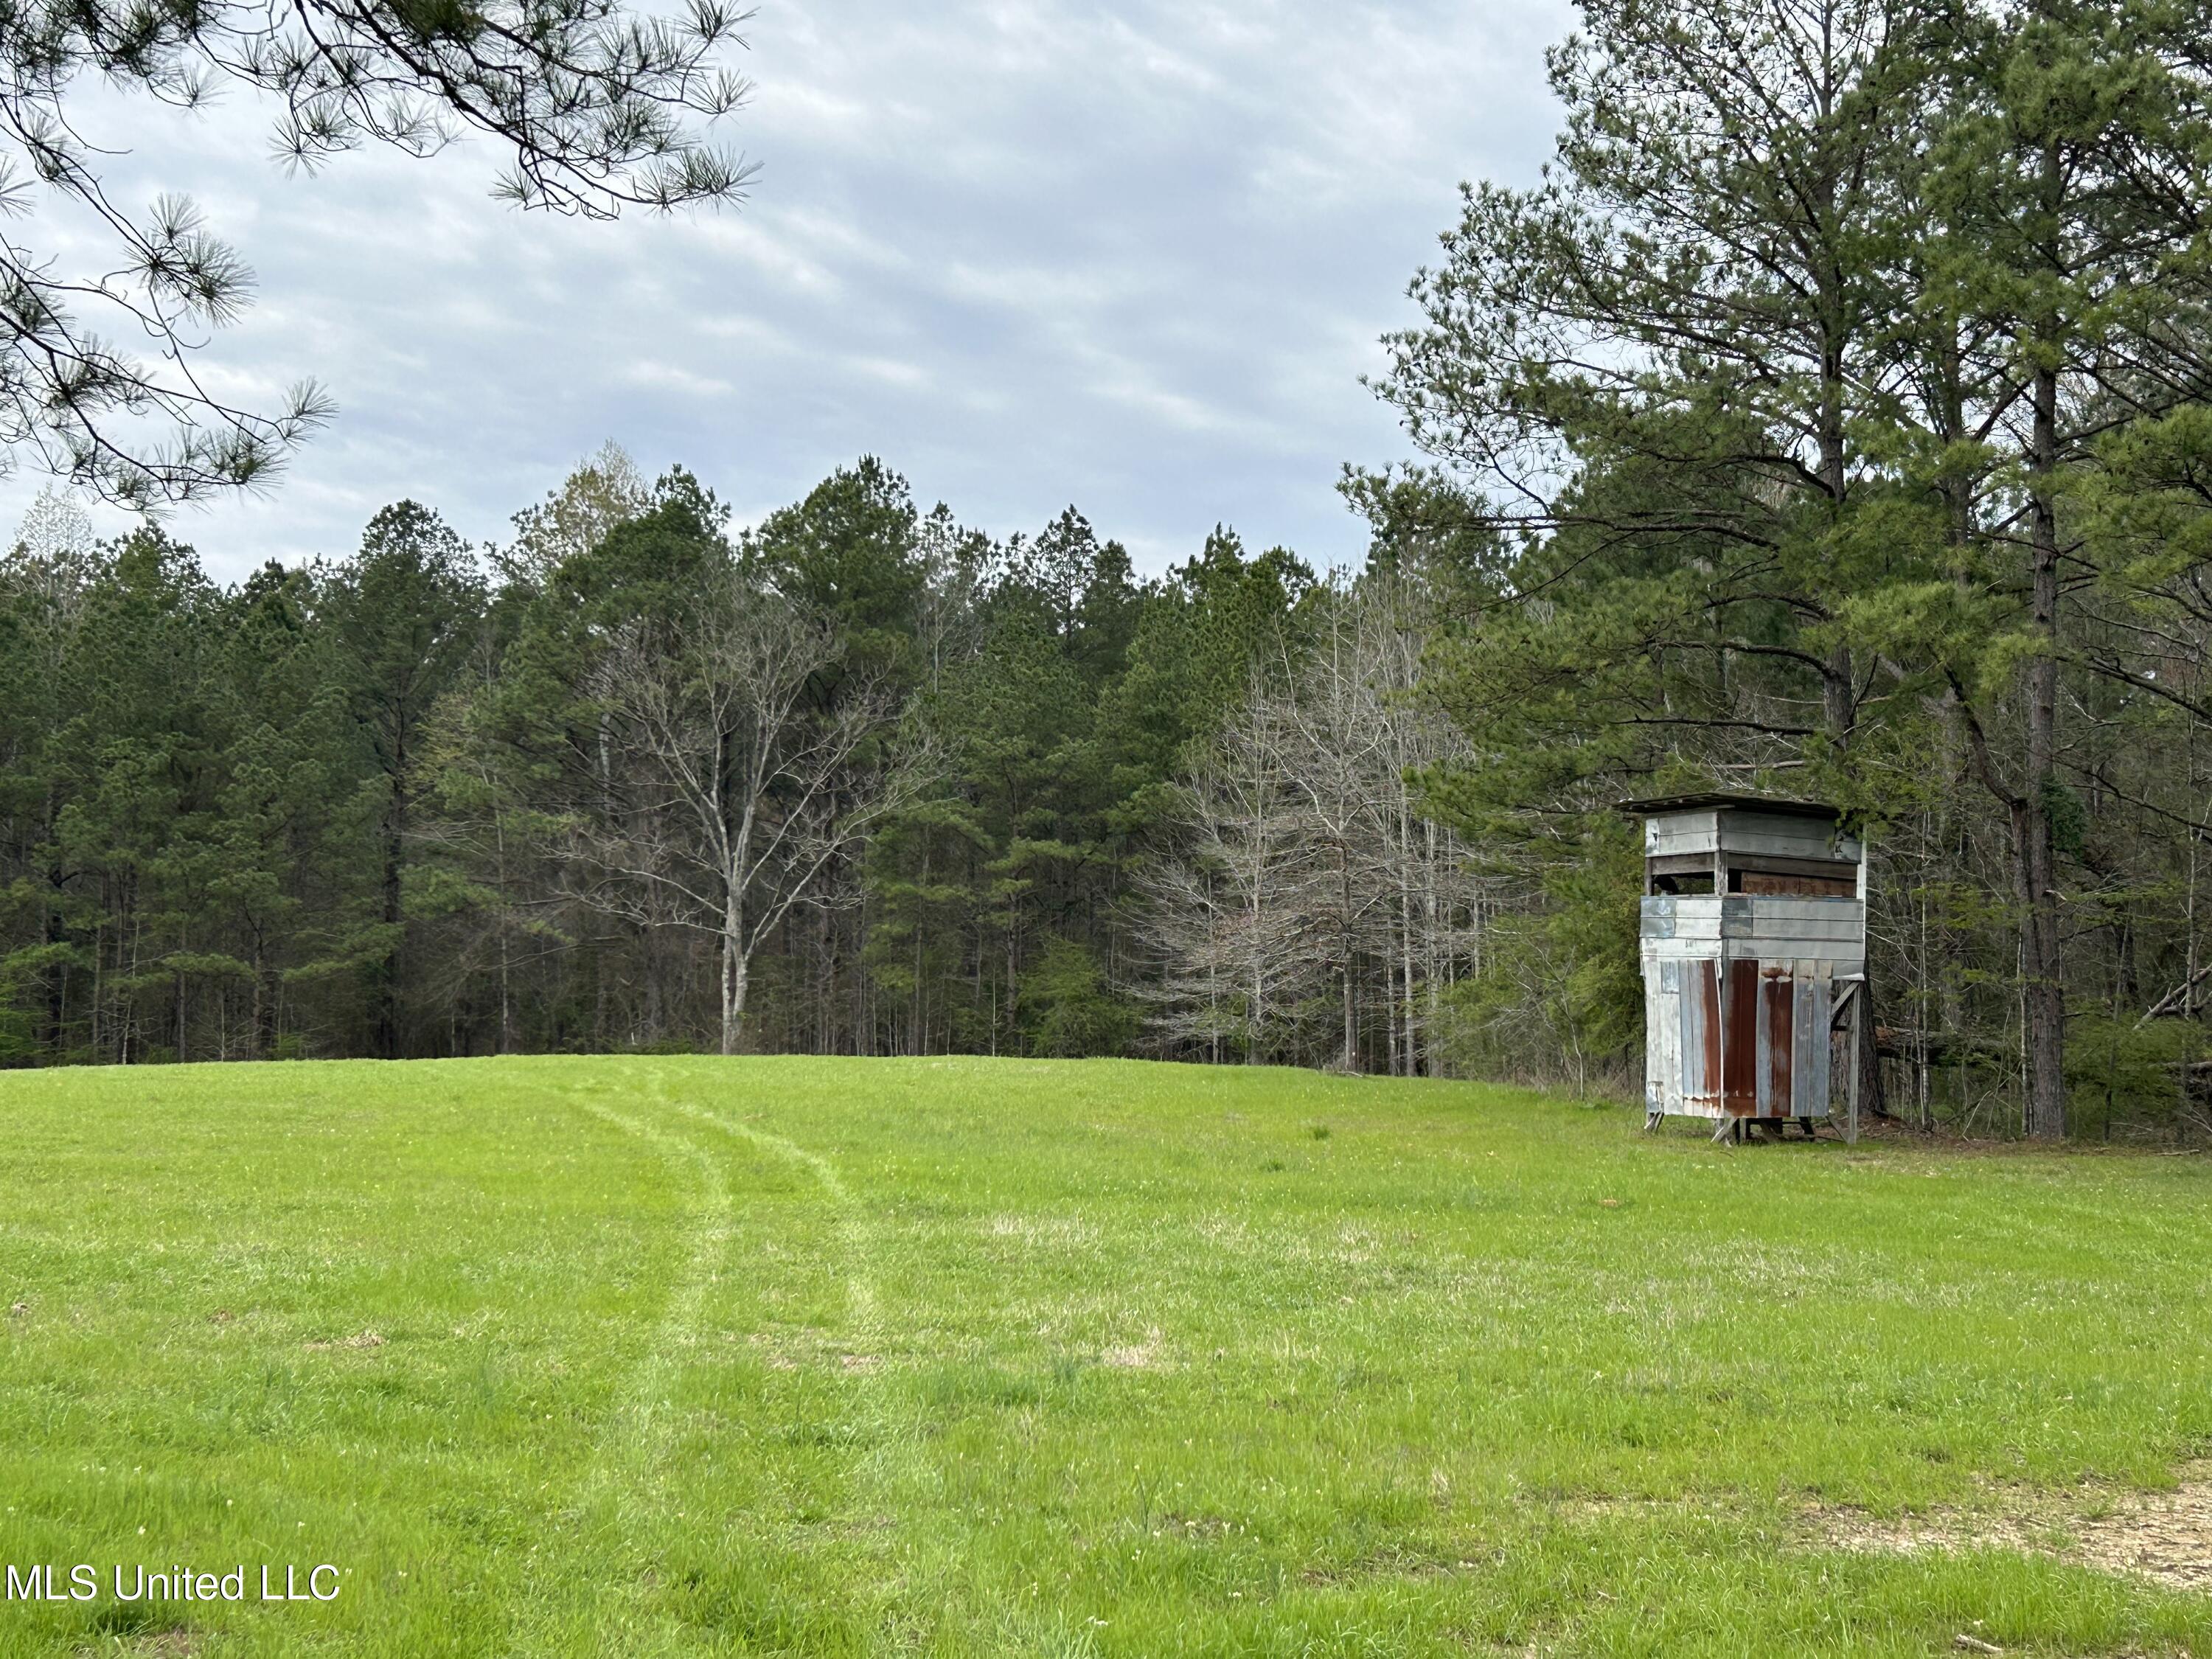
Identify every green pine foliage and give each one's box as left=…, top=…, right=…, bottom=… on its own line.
left=1356, top=0, right=2212, bottom=1135
left=0, top=459, right=1351, bottom=1071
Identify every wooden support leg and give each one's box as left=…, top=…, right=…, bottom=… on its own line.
left=1846, top=1021, right=1863, bottom=1146
left=1711, top=1116, right=1735, bottom=1145
left=1644, top=1108, right=1663, bottom=1133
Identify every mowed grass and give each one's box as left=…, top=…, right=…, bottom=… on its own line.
left=2, top=1058, right=2211, bottom=1657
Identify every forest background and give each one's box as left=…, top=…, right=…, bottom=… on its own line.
left=9, top=0, right=2212, bottom=1141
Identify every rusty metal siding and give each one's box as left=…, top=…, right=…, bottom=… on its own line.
left=1636, top=802, right=1865, bottom=1124
left=1721, top=960, right=1759, bottom=1116
left=1639, top=898, right=1863, bottom=1121
left=1740, top=872, right=1857, bottom=898
left=1757, top=964, right=1794, bottom=1114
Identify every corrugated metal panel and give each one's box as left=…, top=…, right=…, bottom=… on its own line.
left=1641, top=897, right=1865, bottom=948
left=1649, top=911, right=1731, bottom=941
left=1644, top=964, right=1667, bottom=1113
left=1641, top=936, right=1865, bottom=967
left=1794, top=967, right=1830, bottom=1117
left=1717, top=830, right=1855, bottom=861
left=1680, top=959, right=1719, bottom=1110
left=1646, top=810, right=1721, bottom=858
left=1716, top=813, right=1861, bottom=863
left=1666, top=962, right=1683, bottom=1112
left=1756, top=964, right=1794, bottom=1114
left=1739, top=898, right=1866, bottom=925
left=1759, top=936, right=1862, bottom=959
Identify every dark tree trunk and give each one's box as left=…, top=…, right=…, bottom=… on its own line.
left=2020, top=136, right=2068, bottom=1140
left=377, top=813, right=403, bottom=1059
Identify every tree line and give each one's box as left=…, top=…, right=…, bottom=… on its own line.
left=0, top=452, right=1485, bottom=1075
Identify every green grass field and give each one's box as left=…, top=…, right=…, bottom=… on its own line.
left=3, top=1057, right=2211, bottom=1656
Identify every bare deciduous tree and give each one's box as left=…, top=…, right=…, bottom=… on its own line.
left=570, top=563, right=919, bottom=1054
left=1139, top=668, right=1314, bottom=1063
left=1139, top=574, right=1486, bottom=1072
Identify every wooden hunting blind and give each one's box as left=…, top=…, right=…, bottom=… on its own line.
left=1627, top=794, right=1868, bottom=1141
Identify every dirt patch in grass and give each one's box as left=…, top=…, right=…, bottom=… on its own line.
left=2073, top=1482, right=2212, bottom=1590
left=1807, top=1465, right=2212, bottom=1592
left=303, top=1329, right=383, bottom=1352
left=1102, top=1327, right=1166, bottom=1370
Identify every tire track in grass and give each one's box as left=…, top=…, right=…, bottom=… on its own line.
left=505, top=1077, right=735, bottom=1658
left=658, top=1088, right=878, bottom=1337
left=568, top=1089, right=734, bottom=1531
left=512, top=1068, right=902, bottom=1652
left=655, top=1082, right=925, bottom=1621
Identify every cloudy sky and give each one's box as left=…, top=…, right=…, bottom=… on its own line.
left=17, top=1, right=1572, bottom=582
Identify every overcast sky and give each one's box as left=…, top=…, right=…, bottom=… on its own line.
left=14, top=1, right=1572, bottom=582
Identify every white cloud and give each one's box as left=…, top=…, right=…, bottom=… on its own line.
left=0, top=0, right=1572, bottom=577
